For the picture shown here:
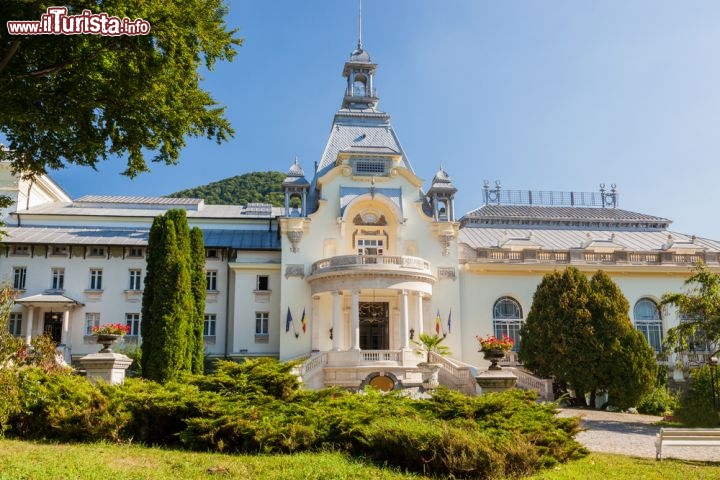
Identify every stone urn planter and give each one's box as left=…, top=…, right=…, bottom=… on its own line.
left=482, top=348, right=506, bottom=371
left=96, top=334, right=122, bottom=353
left=412, top=333, right=451, bottom=392
left=417, top=362, right=442, bottom=391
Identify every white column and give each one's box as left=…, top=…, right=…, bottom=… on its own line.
left=416, top=293, right=424, bottom=337
left=311, top=295, right=320, bottom=351
left=351, top=289, right=360, bottom=350
left=24, top=306, right=34, bottom=345
left=332, top=291, right=342, bottom=351
left=60, top=309, right=70, bottom=345
left=400, top=290, right=409, bottom=349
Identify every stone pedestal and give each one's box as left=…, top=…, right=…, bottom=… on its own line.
left=475, top=369, right=517, bottom=394
left=79, top=352, right=133, bottom=385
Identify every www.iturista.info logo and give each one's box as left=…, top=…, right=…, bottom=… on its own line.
left=7, top=6, right=151, bottom=36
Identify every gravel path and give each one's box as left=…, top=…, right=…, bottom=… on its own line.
left=557, top=408, right=720, bottom=462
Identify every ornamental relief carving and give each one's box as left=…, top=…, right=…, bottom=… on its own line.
left=285, top=264, right=305, bottom=279
left=286, top=230, right=303, bottom=252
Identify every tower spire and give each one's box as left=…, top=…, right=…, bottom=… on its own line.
left=357, top=0, right=363, bottom=49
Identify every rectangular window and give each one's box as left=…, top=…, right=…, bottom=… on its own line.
left=129, top=269, right=142, bottom=290
left=89, top=247, right=105, bottom=257
left=13, top=267, right=26, bottom=290
left=51, top=268, right=65, bottom=290
left=85, top=312, right=100, bottom=336
left=356, top=238, right=384, bottom=256
left=125, top=313, right=141, bottom=336
left=51, top=245, right=67, bottom=256
left=8, top=313, right=22, bottom=336
left=204, top=313, right=217, bottom=336
left=11, top=245, right=29, bottom=256
left=89, top=269, right=103, bottom=290
left=206, top=248, right=219, bottom=259
left=255, top=312, right=269, bottom=335
left=256, top=275, right=269, bottom=291
left=206, top=270, right=217, bottom=291
left=128, top=247, right=144, bottom=258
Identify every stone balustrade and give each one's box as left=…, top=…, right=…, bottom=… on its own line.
left=470, top=249, right=717, bottom=266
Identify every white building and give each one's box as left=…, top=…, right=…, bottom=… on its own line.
left=1, top=39, right=718, bottom=392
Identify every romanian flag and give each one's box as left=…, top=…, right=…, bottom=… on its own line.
left=285, top=307, right=292, bottom=332
left=435, top=309, right=441, bottom=334
left=301, top=308, right=307, bottom=333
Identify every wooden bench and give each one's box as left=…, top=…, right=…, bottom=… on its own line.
left=655, top=427, right=720, bottom=460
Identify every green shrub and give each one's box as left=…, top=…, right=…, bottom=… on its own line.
left=11, top=367, right=125, bottom=441
left=636, top=386, right=679, bottom=416
left=676, top=365, right=720, bottom=427
left=0, top=368, right=21, bottom=436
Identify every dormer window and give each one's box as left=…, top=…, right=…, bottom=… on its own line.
left=353, top=158, right=387, bottom=176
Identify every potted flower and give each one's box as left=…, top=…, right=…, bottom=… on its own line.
left=476, top=334, right=514, bottom=371
left=92, top=323, right=130, bottom=353
left=412, top=333, right=451, bottom=391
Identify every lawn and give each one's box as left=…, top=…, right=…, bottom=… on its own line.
left=2, top=439, right=720, bottom=480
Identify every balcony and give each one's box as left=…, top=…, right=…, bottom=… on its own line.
left=307, top=255, right=436, bottom=294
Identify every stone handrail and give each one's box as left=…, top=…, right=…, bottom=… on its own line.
left=472, top=249, right=716, bottom=267
left=430, top=352, right=477, bottom=395
left=311, top=255, right=432, bottom=274
left=295, top=352, right=327, bottom=379
left=508, top=367, right=554, bottom=401
left=361, top=350, right=401, bottom=362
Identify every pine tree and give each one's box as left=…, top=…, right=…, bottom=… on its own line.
left=141, top=209, right=199, bottom=382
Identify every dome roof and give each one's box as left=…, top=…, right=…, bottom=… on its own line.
left=350, top=46, right=371, bottom=63
left=428, top=166, right=458, bottom=195
left=287, top=158, right=305, bottom=177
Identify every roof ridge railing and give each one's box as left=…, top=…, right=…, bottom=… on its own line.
left=482, top=181, right=618, bottom=208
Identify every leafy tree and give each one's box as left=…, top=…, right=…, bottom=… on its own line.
left=519, top=267, right=656, bottom=408
left=0, top=1, right=241, bottom=178
left=168, top=171, right=286, bottom=206
left=661, top=264, right=720, bottom=355
left=141, top=209, right=201, bottom=382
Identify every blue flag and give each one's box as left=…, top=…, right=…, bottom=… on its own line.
left=285, top=307, right=292, bottom=332
left=447, top=309, right=452, bottom=334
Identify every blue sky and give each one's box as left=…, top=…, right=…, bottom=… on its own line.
left=47, top=1, right=720, bottom=239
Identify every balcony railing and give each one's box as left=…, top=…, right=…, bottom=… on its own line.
left=470, top=249, right=716, bottom=267
left=311, top=255, right=432, bottom=275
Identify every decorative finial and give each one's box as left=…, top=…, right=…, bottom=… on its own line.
left=294, top=154, right=299, bottom=165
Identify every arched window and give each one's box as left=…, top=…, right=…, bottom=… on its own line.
left=634, top=298, right=662, bottom=352
left=493, top=297, right=523, bottom=352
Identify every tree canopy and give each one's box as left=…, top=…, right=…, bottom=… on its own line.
left=661, top=264, right=720, bottom=356
left=519, top=267, right=656, bottom=408
left=0, top=1, right=241, bottom=178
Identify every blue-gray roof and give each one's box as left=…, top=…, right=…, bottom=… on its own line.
left=2, top=226, right=280, bottom=250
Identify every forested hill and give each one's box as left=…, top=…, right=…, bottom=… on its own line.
left=167, top=171, right=286, bottom=206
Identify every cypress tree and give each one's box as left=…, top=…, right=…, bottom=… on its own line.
left=141, top=209, right=198, bottom=382
left=190, top=227, right=206, bottom=374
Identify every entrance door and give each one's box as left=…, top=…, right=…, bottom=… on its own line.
left=359, top=302, right=389, bottom=350
left=44, top=312, right=63, bottom=343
